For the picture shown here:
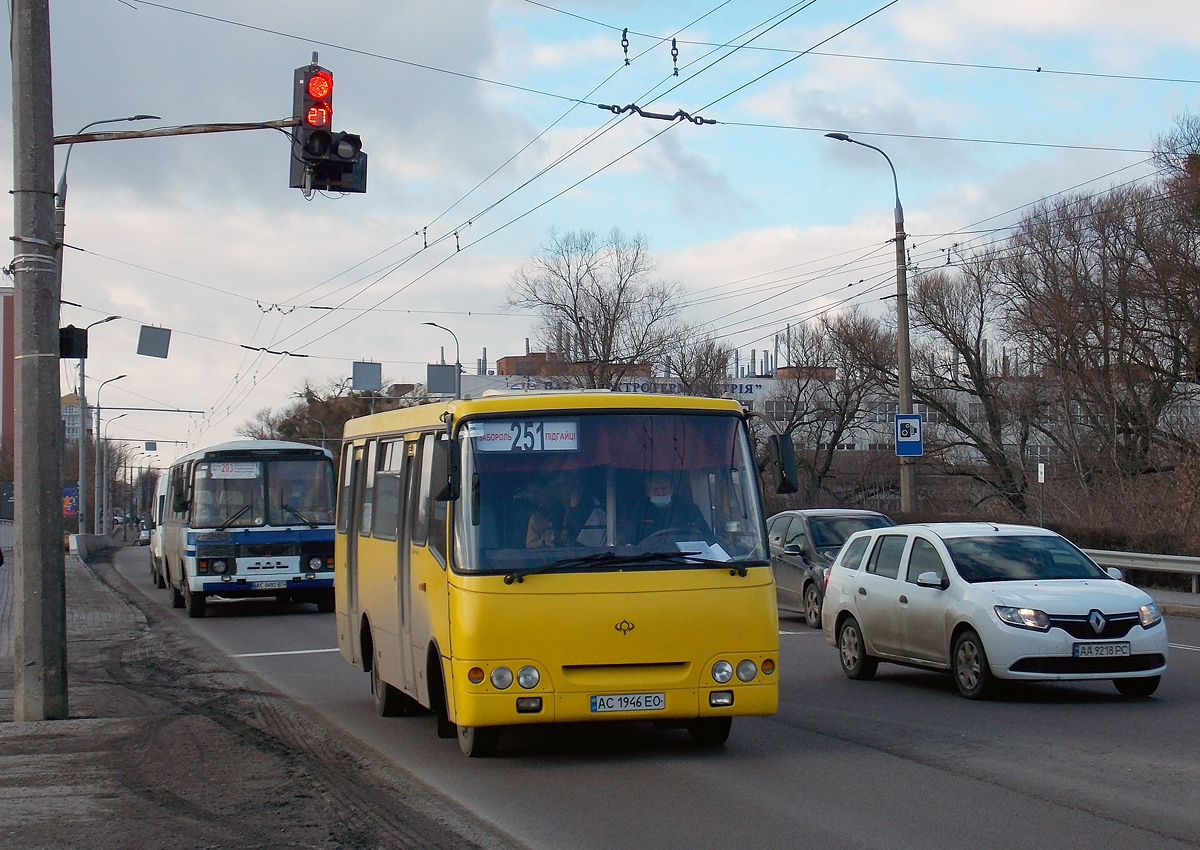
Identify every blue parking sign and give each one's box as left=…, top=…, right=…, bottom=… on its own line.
left=895, top=414, right=923, bottom=457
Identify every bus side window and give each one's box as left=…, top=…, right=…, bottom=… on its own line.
left=408, top=438, right=427, bottom=548
left=358, top=440, right=378, bottom=537
left=372, top=440, right=402, bottom=541
left=336, top=443, right=354, bottom=534
left=427, top=434, right=449, bottom=567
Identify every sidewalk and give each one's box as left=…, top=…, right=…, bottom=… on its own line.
left=0, top=549, right=524, bottom=850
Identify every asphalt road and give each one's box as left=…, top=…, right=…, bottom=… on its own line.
left=115, top=546, right=1200, bottom=850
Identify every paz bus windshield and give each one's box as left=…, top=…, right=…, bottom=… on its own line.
left=456, top=412, right=768, bottom=573
left=192, top=456, right=335, bottom=529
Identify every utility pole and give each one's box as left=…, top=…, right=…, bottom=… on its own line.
left=11, top=0, right=68, bottom=720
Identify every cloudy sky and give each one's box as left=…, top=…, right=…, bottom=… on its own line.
left=4, top=0, right=1199, bottom=463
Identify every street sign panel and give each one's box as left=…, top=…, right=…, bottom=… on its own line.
left=895, top=413, right=923, bottom=457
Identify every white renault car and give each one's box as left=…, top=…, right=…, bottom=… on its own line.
left=821, top=523, right=1168, bottom=699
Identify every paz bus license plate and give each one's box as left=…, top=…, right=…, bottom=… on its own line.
left=256, top=581, right=287, bottom=590
left=589, top=692, right=665, bottom=713
left=1073, top=641, right=1130, bottom=657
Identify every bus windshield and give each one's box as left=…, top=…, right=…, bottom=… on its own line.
left=456, top=412, right=768, bottom=573
left=193, top=456, right=334, bottom=529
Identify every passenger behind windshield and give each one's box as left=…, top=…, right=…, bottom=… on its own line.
left=525, top=477, right=607, bottom=549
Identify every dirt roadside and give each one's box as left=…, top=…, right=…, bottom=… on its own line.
left=0, top=551, right=527, bottom=850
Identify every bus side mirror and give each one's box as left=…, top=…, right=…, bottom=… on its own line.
left=767, top=434, right=799, bottom=495
left=433, top=439, right=461, bottom=502
left=172, top=495, right=189, bottom=513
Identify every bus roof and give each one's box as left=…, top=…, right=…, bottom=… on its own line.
left=170, top=439, right=333, bottom=466
left=341, top=392, right=746, bottom=440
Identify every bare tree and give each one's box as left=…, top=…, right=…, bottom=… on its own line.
left=238, top=378, right=426, bottom=449
left=906, top=256, right=1042, bottom=516
left=767, top=309, right=890, bottom=504
left=506, top=228, right=684, bottom=389
left=1004, top=188, right=1196, bottom=489
left=664, top=326, right=733, bottom=397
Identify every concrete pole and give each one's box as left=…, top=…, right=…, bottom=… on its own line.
left=11, top=0, right=68, bottom=721
left=894, top=203, right=916, bottom=514
left=825, top=132, right=916, bottom=513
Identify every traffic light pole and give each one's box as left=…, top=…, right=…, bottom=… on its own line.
left=52, top=118, right=300, bottom=147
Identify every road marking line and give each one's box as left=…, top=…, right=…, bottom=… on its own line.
left=1168, top=643, right=1199, bottom=652
left=233, top=648, right=340, bottom=658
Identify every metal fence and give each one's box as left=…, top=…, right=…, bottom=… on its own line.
left=1084, top=549, right=1200, bottom=594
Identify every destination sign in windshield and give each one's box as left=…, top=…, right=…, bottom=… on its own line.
left=469, top=420, right=578, bottom=452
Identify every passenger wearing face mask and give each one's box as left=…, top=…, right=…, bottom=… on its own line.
left=632, top=472, right=709, bottom=543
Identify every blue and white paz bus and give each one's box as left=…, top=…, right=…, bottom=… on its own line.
left=158, top=440, right=336, bottom=617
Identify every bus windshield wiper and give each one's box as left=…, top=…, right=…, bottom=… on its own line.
left=281, top=503, right=317, bottom=527
left=503, top=551, right=765, bottom=583
left=216, top=504, right=251, bottom=531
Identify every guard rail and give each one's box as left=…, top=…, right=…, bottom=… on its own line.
left=1084, top=549, right=1200, bottom=594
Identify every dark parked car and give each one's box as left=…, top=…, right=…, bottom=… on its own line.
left=766, top=509, right=893, bottom=627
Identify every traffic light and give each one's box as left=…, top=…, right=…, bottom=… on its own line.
left=290, top=61, right=335, bottom=187
left=289, top=58, right=367, bottom=193
left=310, top=130, right=367, bottom=193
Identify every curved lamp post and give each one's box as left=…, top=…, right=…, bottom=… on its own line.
left=101, top=413, right=127, bottom=537
left=76, top=315, right=120, bottom=535
left=825, top=132, right=915, bottom=513
left=93, top=375, right=126, bottom=534
left=422, top=322, right=461, bottom=400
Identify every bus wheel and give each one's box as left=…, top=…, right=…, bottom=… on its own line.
left=371, top=661, right=405, bottom=717
left=186, top=588, right=207, bottom=618
left=170, top=569, right=185, bottom=609
left=458, top=725, right=499, bottom=758
left=687, top=717, right=732, bottom=746
left=316, top=591, right=335, bottom=614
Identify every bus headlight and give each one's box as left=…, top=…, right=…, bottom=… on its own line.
left=711, top=660, right=734, bottom=684
left=308, top=556, right=324, bottom=572
left=211, top=559, right=228, bottom=575
left=516, top=666, right=540, bottom=689
left=736, top=659, right=758, bottom=682
left=490, top=667, right=514, bottom=689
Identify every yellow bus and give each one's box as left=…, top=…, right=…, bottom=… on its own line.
left=335, top=391, right=795, bottom=756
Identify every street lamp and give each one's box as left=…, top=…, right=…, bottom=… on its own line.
left=101, top=413, right=127, bottom=537
left=76, top=314, right=120, bottom=536
left=94, top=374, right=126, bottom=534
left=825, top=132, right=915, bottom=513
left=303, top=415, right=328, bottom=451
left=422, top=322, right=461, bottom=400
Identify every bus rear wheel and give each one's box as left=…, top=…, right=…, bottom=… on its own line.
left=458, top=724, right=499, bottom=758
left=170, top=568, right=185, bottom=609
left=371, top=661, right=405, bottom=717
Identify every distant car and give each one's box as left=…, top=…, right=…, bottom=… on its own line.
left=766, top=509, right=893, bottom=627
left=821, top=523, right=1169, bottom=699
left=137, top=523, right=151, bottom=546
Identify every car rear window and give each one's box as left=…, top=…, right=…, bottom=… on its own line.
left=944, top=535, right=1107, bottom=582
left=808, top=515, right=891, bottom=549
left=838, top=535, right=871, bottom=570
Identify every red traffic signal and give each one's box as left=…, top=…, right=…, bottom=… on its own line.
left=303, top=69, right=332, bottom=128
